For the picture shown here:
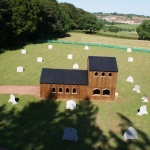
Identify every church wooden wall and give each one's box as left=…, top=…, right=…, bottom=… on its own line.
left=40, top=84, right=89, bottom=100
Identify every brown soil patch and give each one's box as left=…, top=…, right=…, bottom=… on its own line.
left=0, top=85, right=40, bottom=98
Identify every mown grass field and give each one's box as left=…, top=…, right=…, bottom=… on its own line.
left=0, top=32, right=150, bottom=150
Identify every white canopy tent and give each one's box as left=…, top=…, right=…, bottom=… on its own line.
left=37, top=57, right=43, bottom=62
left=73, top=63, right=79, bottom=69
left=127, top=48, right=132, bottom=52
left=8, top=94, right=17, bottom=105
left=126, top=76, right=134, bottom=83
left=141, top=96, right=149, bottom=102
left=21, top=49, right=26, bottom=54
left=67, top=54, right=73, bottom=59
left=123, top=127, right=138, bottom=140
left=17, top=66, right=24, bottom=72
left=66, top=100, right=76, bottom=110
left=128, top=57, right=134, bottom=62
left=84, top=45, right=89, bottom=50
left=137, top=105, right=148, bottom=116
left=133, top=85, right=140, bottom=93
left=48, top=45, right=53, bottom=49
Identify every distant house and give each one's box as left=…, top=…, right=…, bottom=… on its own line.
left=40, top=56, right=118, bottom=100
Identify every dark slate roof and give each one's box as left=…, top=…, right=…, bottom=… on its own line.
left=88, top=56, right=118, bottom=72
left=40, top=68, right=88, bottom=85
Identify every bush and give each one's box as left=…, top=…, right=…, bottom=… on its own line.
left=108, top=26, right=119, bottom=32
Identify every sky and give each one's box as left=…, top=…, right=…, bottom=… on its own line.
left=57, top=0, right=150, bottom=16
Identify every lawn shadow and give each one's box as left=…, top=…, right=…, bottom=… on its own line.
left=0, top=98, right=105, bottom=150
left=0, top=100, right=150, bottom=150
left=107, top=113, right=150, bottom=150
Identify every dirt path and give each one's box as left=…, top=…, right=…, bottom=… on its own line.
left=0, top=85, right=40, bottom=98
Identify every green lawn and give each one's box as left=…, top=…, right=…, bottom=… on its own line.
left=0, top=33, right=150, bottom=149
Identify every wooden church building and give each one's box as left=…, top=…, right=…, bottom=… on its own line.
left=40, top=56, right=118, bottom=100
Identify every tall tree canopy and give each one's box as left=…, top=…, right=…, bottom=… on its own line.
left=136, top=20, right=150, bottom=40
left=0, top=0, right=103, bottom=48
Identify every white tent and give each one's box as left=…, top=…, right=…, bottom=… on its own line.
left=48, top=45, right=53, bottom=49
left=21, top=49, right=26, bottom=54
left=66, top=100, right=76, bottom=110
left=17, top=66, right=24, bottom=72
left=126, top=76, right=134, bottom=83
left=123, top=127, right=138, bottom=140
left=37, top=57, right=43, bottom=62
left=137, top=105, right=148, bottom=116
left=84, top=46, right=89, bottom=50
left=141, top=96, right=149, bottom=102
left=62, top=127, right=78, bottom=142
left=128, top=57, right=134, bottom=62
left=133, top=85, right=140, bottom=93
left=127, top=48, right=132, bottom=52
left=67, top=54, right=73, bottom=59
left=8, top=94, right=17, bottom=105
left=73, top=63, right=79, bottom=69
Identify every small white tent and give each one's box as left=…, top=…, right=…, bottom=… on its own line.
left=73, top=63, right=79, bottom=69
left=66, top=100, right=76, bottom=110
left=17, top=66, right=24, bottom=72
left=21, top=49, right=26, bottom=54
left=128, top=57, right=134, bottom=62
left=137, top=105, right=148, bottom=116
left=84, top=46, right=89, bottom=50
left=141, top=96, right=149, bottom=102
left=8, top=94, right=17, bottom=105
left=67, top=54, right=73, bottom=59
left=123, top=127, right=138, bottom=140
left=48, top=45, right=53, bottom=49
left=133, top=85, right=140, bottom=93
left=126, top=76, right=134, bottom=83
left=127, top=48, right=132, bottom=52
left=37, top=57, right=43, bottom=62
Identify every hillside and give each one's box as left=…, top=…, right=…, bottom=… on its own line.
left=94, top=14, right=150, bottom=24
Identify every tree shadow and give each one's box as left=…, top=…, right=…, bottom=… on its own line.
left=0, top=99, right=150, bottom=150
left=0, top=98, right=105, bottom=150
left=107, top=113, right=150, bottom=150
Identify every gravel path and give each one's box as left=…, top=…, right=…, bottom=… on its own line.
left=0, top=85, right=40, bottom=98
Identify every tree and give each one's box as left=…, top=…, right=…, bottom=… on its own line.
left=0, top=0, right=12, bottom=47
left=59, top=3, right=80, bottom=30
left=108, top=26, right=119, bottom=32
left=78, top=12, right=102, bottom=33
left=136, top=20, right=150, bottom=40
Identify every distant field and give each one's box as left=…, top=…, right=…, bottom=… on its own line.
left=1, top=33, right=150, bottom=149
left=105, top=24, right=138, bottom=29
left=99, top=30, right=138, bottom=39
left=59, top=32, right=150, bottom=49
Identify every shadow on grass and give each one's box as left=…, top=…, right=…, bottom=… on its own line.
left=0, top=100, right=150, bottom=150
left=0, top=33, right=71, bottom=54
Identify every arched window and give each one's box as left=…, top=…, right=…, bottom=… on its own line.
left=94, top=71, right=98, bottom=76
left=93, top=88, right=100, bottom=95
left=51, top=87, right=56, bottom=93
left=72, top=88, right=77, bottom=94
left=109, top=72, right=112, bottom=76
left=58, top=87, right=63, bottom=93
left=66, top=88, right=70, bottom=93
left=103, top=89, right=110, bottom=95
left=101, top=72, right=105, bottom=76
